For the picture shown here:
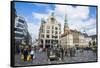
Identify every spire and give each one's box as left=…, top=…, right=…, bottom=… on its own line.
left=51, top=12, right=54, bottom=16
left=83, top=29, right=86, bottom=34
left=64, top=14, right=68, bottom=28
left=65, top=14, right=68, bottom=23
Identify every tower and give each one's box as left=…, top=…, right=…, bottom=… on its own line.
left=51, top=12, right=54, bottom=17
left=64, top=14, right=70, bottom=34
left=64, top=14, right=68, bottom=28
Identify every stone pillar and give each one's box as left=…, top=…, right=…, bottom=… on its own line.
left=43, top=39, right=45, bottom=48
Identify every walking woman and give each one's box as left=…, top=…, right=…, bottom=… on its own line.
left=30, top=48, right=35, bottom=61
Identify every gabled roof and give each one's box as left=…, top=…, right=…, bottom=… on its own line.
left=88, top=35, right=97, bottom=40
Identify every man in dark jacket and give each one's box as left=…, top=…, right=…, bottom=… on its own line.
left=23, top=49, right=28, bottom=61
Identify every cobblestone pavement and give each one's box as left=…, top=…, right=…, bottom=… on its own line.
left=15, top=50, right=97, bottom=66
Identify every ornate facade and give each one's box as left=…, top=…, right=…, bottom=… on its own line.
left=39, top=12, right=61, bottom=48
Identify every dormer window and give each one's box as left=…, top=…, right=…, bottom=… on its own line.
left=51, top=17, right=54, bottom=20
left=51, top=17, right=55, bottom=22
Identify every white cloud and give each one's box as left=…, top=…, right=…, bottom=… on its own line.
left=27, top=4, right=96, bottom=42
left=54, top=5, right=96, bottom=35
left=27, top=22, right=40, bottom=42
left=54, top=5, right=89, bottom=20
left=70, top=18, right=96, bottom=30
left=32, top=12, right=49, bottom=20
left=87, top=28, right=96, bottom=36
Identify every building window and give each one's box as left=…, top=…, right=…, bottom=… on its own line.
left=46, top=35, right=49, bottom=38
left=46, top=40, right=50, bottom=43
left=41, top=40, right=43, bottom=43
left=47, top=25, right=50, bottom=29
left=55, top=31, right=58, bottom=34
left=17, top=23, right=23, bottom=28
left=51, top=40, right=53, bottom=44
left=18, top=19, right=24, bottom=23
left=59, top=27, right=61, bottom=30
left=15, top=28, right=23, bottom=32
left=40, top=29, right=44, bottom=33
left=52, top=35, right=58, bottom=38
left=52, top=26, right=54, bottom=29
left=52, top=35, right=54, bottom=38
left=55, top=27, right=58, bottom=30
left=41, top=34, right=44, bottom=38
left=52, top=30, right=54, bottom=34
left=59, top=31, right=61, bottom=34
left=47, top=30, right=50, bottom=33
left=55, top=40, right=58, bottom=43
left=15, top=33, right=24, bottom=37
left=51, top=17, right=55, bottom=22
left=55, top=36, right=58, bottom=38
left=58, top=24, right=61, bottom=27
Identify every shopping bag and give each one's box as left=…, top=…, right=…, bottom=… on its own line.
left=33, top=55, right=35, bottom=59
left=21, top=54, right=24, bottom=60
left=27, top=54, right=31, bottom=61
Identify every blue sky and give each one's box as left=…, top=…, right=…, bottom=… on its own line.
left=15, top=2, right=97, bottom=41
left=15, top=2, right=55, bottom=24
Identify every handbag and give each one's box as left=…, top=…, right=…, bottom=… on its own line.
left=27, top=54, right=31, bottom=61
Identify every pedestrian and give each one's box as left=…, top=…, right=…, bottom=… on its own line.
left=23, top=48, right=28, bottom=61
left=47, top=48, right=50, bottom=59
left=34, top=46, right=36, bottom=52
left=30, top=49, right=35, bottom=61
left=60, top=48, right=64, bottom=60
left=72, top=48, right=76, bottom=57
left=65, top=49, right=67, bottom=56
left=16, top=45, right=20, bottom=55
left=67, top=49, right=70, bottom=57
left=80, top=48, right=83, bottom=53
left=70, top=48, right=72, bottom=57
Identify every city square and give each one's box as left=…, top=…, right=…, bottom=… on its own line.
left=15, top=49, right=97, bottom=66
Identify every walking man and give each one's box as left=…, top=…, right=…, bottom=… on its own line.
left=23, top=48, right=28, bottom=61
